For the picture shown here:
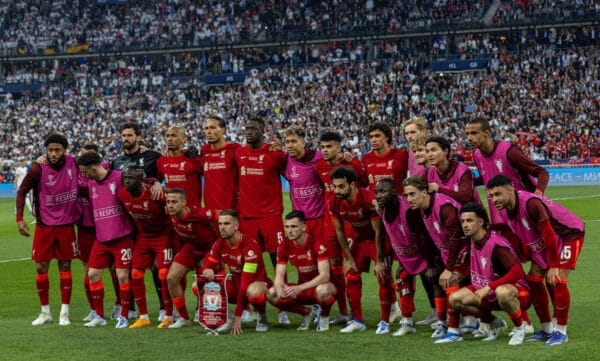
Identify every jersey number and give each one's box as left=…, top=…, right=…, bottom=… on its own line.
left=560, top=246, right=572, bottom=260
left=121, top=248, right=132, bottom=262
left=163, top=248, right=173, bottom=263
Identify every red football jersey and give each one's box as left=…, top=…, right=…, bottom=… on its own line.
left=277, top=235, right=328, bottom=284
left=156, top=154, right=203, bottom=207
left=328, top=187, right=379, bottom=242
left=362, top=147, right=408, bottom=194
left=205, top=234, right=269, bottom=284
left=201, top=142, right=240, bottom=210
left=235, top=144, right=286, bottom=218
left=118, top=183, right=172, bottom=236
left=170, top=206, right=218, bottom=251
left=315, top=157, right=367, bottom=203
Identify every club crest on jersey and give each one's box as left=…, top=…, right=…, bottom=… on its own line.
left=221, top=150, right=226, bottom=158
left=495, top=159, right=503, bottom=172
left=259, top=155, right=265, bottom=163
left=202, top=282, right=223, bottom=311
left=109, top=182, right=117, bottom=195
left=179, top=161, right=186, bottom=171
left=67, top=168, right=73, bottom=180
left=240, top=166, right=246, bottom=176
left=203, top=163, right=209, bottom=171
left=143, top=201, right=149, bottom=210
left=289, top=166, right=299, bottom=178
left=187, top=223, right=193, bottom=232
left=387, top=160, right=394, bottom=169
left=480, top=256, right=487, bottom=268
left=46, top=174, right=56, bottom=186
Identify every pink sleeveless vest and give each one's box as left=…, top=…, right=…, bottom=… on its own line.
left=285, top=152, right=326, bottom=219
left=89, top=170, right=133, bottom=242
left=470, top=231, right=529, bottom=302
left=38, top=155, right=79, bottom=225
left=382, top=196, right=428, bottom=275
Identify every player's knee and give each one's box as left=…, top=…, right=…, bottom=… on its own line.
left=88, top=268, right=102, bottom=282
left=495, top=285, right=515, bottom=302
left=131, top=268, right=145, bottom=280
left=315, top=283, right=335, bottom=301
left=246, top=282, right=266, bottom=298
left=266, top=287, right=278, bottom=302
left=57, top=260, right=71, bottom=272
left=158, top=268, right=169, bottom=281
left=36, top=262, right=50, bottom=274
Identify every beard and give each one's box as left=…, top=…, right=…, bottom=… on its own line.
left=122, top=140, right=137, bottom=150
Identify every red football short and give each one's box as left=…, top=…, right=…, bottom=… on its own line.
left=467, top=284, right=531, bottom=311
left=173, top=243, right=207, bottom=270
left=77, top=225, right=96, bottom=262
left=558, top=237, right=584, bottom=270
left=88, top=235, right=134, bottom=269
left=32, top=224, right=77, bottom=262
left=323, top=215, right=358, bottom=259
left=240, top=215, right=285, bottom=253
left=132, top=231, right=177, bottom=269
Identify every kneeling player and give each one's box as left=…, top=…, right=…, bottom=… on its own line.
left=267, top=211, right=336, bottom=331
left=447, top=203, right=530, bottom=345
left=202, top=210, right=271, bottom=334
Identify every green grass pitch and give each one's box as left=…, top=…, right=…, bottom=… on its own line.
left=1, top=187, right=599, bottom=361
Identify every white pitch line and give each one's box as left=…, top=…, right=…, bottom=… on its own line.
left=0, top=257, right=30, bottom=263
left=552, top=194, right=600, bottom=201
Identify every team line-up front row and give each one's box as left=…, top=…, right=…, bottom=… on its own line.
left=15, top=119, right=584, bottom=347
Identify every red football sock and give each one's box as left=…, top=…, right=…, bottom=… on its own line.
left=332, top=265, right=348, bottom=315
left=83, top=277, right=94, bottom=309
left=446, top=285, right=460, bottom=328
left=522, top=310, right=531, bottom=324
left=508, top=309, right=523, bottom=327
left=526, top=274, right=552, bottom=323
left=59, top=271, right=72, bottom=305
left=378, top=275, right=395, bottom=322
left=346, top=272, right=363, bottom=322
left=35, top=272, right=50, bottom=306
left=248, top=294, right=267, bottom=314
left=274, top=298, right=310, bottom=316
left=550, top=279, right=570, bottom=326
left=397, top=271, right=416, bottom=317
left=317, top=295, right=335, bottom=317
left=434, top=297, right=447, bottom=322
left=158, top=268, right=173, bottom=317
left=90, top=280, right=105, bottom=317
left=131, top=269, right=147, bottom=316
left=172, top=295, right=189, bottom=320
left=111, top=272, right=121, bottom=305
left=119, top=281, right=131, bottom=318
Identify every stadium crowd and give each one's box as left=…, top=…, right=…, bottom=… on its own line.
left=1, top=0, right=598, bottom=56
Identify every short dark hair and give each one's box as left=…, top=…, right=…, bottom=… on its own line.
left=219, top=209, right=239, bottom=222
left=467, top=117, right=491, bottom=133
left=320, top=131, right=342, bottom=143
left=82, top=143, right=99, bottom=153
left=368, top=122, right=393, bottom=145
left=460, top=202, right=490, bottom=228
left=376, top=178, right=396, bottom=189
left=120, top=122, right=141, bottom=136
left=76, top=152, right=102, bottom=167
left=402, top=176, right=428, bottom=191
left=330, top=166, right=357, bottom=184
left=166, top=188, right=187, bottom=199
left=125, top=166, right=146, bottom=177
left=248, top=117, right=265, bottom=128
left=285, top=210, right=306, bottom=223
left=44, top=134, right=68, bottom=149
left=425, top=136, right=451, bottom=159
left=208, top=115, right=226, bottom=129
left=487, top=174, right=513, bottom=189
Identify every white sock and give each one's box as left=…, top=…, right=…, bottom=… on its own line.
left=448, top=327, right=460, bottom=334
left=555, top=324, right=567, bottom=334
left=41, top=305, right=51, bottom=314
left=541, top=322, right=553, bottom=333
left=60, top=304, right=69, bottom=315
left=403, top=317, right=414, bottom=324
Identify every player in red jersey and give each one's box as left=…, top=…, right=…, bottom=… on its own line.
left=165, top=188, right=218, bottom=329
left=201, top=115, right=241, bottom=210
left=118, top=167, right=177, bottom=329
left=267, top=211, right=336, bottom=331
left=16, top=134, right=79, bottom=327
left=361, top=122, right=409, bottom=195
left=202, top=210, right=272, bottom=334
left=314, top=130, right=367, bottom=325
left=153, top=126, right=203, bottom=207
left=235, top=117, right=287, bottom=266
left=329, top=167, right=396, bottom=334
